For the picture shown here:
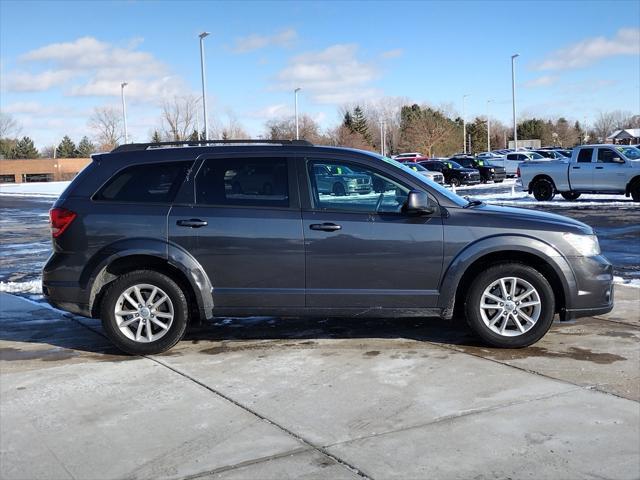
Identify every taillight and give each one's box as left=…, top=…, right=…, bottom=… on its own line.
left=516, top=167, right=521, bottom=177
left=50, top=208, right=77, bottom=238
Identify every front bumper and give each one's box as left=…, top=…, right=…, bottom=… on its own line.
left=561, top=254, right=614, bottom=321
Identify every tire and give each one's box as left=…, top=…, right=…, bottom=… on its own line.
left=561, top=191, right=581, bottom=201
left=464, top=263, right=555, bottom=348
left=100, top=270, right=189, bottom=355
left=450, top=177, right=461, bottom=187
left=333, top=183, right=346, bottom=196
left=531, top=178, right=555, bottom=201
left=631, top=181, right=640, bottom=202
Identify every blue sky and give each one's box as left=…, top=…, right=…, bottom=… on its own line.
left=1, top=0, right=639, bottom=148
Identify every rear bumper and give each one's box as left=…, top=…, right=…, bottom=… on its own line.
left=561, top=255, right=614, bottom=321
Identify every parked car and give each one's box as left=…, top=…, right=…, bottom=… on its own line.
left=476, top=152, right=505, bottom=161
left=532, top=150, right=568, bottom=160
left=392, top=152, right=423, bottom=162
left=314, top=163, right=373, bottom=196
left=501, top=151, right=549, bottom=177
left=419, top=159, right=482, bottom=186
left=44, top=139, right=613, bottom=354
left=402, top=161, right=445, bottom=184
left=452, top=155, right=507, bottom=183
left=518, top=144, right=640, bottom=201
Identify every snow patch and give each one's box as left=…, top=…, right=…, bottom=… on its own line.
left=0, top=181, right=70, bottom=198
left=613, top=276, right=640, bottom=288
left=0, top=279, right=43, bottom=294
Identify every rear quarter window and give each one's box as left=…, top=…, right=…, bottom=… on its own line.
left=94, top=161, right=193, bottom=203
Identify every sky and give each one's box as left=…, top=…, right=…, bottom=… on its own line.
left=1, top=0, right=639, bottom=149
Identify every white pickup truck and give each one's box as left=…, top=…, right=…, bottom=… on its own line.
left=518, top=144, right=640, bottom=202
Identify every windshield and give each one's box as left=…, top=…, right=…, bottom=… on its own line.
left=617, top=146, right=640, bottom=160
left=529, top=152, right=545, bottom=160
left=377, top=154, right=468, bottom=206
left=406, top=163, right=428, bottom=172
left=446, top=160, right=464, bottom=169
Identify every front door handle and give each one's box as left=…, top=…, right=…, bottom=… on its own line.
left=572, top=166, right=580, bottom=169
left=595, top=166, right=604, bottom=169
left=309, top=223, right=342, bottom=232
left=177, top=219, right=208, bottom=228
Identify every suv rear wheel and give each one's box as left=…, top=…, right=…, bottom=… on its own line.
left=561, top=191, right=581, bottom=201
left=464, top=263, right=555, bottom=348
left=531, top=178, right=555, bottom=201
left=630, top=180, right=640, bottom=202
left=100, top=270, right=189, bottom=355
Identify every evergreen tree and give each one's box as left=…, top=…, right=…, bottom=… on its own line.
left=342, top=111, right=354, bottom=130
left=12, top=136, right=39, bottom=159
left=56, top=136, right=77, bottom=158
left=351, top=106, right=371, bottom=142
left=77, top=136, right=96, bottom=157
left=151, top=130, right=163, bottom=143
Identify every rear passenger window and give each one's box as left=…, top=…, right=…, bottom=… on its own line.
left=94, top=162, right=192, bottom=203
left=196, top=158, right=289, bottom=207
left=577, top=149, right=593, bottom=163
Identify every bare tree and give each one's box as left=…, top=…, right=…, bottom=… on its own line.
left=265, top=114, right=324, bottom=142
left=0, top=112, right=21, bottom=138
left=88, top=106, right=123, bottom=151
left=591, top=110, right=636, bottom=142
left=398, top=105, right=455, bottom=157
left=161, top=95, right=199, bottom=141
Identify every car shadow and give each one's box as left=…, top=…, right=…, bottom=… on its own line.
left=0, top=307, right=484, bottom=359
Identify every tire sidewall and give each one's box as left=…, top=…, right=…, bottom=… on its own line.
left=465, top=263, right=556, bottom=348
left=101, top=270, right=189, bottom=355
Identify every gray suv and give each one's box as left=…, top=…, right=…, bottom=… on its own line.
left=43, top=140, right=614, bottom=354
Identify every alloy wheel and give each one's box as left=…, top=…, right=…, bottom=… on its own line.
left=479, top=277, right=541, bottom=337
left=114, top=283, right=174, bottom=343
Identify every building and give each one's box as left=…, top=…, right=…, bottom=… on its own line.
left=606, top=129, right=640, bottom=145
left=0, top=158, right=91, bottom=183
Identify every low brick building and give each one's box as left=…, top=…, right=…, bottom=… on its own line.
left=0, top=157, right=91, bottom=183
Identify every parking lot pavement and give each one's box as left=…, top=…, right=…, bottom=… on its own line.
left=1, top=291, right=639, bottom=480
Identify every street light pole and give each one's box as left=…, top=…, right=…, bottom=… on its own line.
left=379, top=120, right=386, bottom=156
left=294, top=87, right=301, bottom=140
left=462, top=94, right=470, bottom=154
left=199, top=32, right=210, bottom=140
left=487, top=99, right=492, bottom=152
left=120, top=82, right=128, bottom=144
left=511, top=54, right=519, bottom=150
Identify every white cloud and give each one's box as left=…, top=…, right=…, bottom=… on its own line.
left=522, top=75, right=558, bottom=88
left=534, top=28, right=640, bottom=70
left=273, top=44, right=381, bottom=105
left=3, top=36, right=187, bottom=101
left=381, top=49, right=403, bottom=59
left=248, top=103, right=292, bottom=119
left=232, top=28, right=297, bottom=53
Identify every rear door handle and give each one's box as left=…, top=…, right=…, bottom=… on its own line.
left=309, top=223, right=342, bottom=232
left=177, top=219, right=208, bottom=228
left=595, top=166, right=604, bottom=169
left=572, top=166, right=580, bottom=169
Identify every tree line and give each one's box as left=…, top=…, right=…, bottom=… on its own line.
left=1, top=99, right=638, bottom=160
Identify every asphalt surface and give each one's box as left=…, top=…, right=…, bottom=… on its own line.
left=1, top=194, right=638, bottom=284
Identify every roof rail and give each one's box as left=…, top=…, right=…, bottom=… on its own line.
left=111, top=139, right=313, bottom=153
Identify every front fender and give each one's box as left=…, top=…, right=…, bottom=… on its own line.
left=437, top=234, right=578, bottom=318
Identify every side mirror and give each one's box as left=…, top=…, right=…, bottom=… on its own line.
left=406, top=190, right=436, bottom=215
left=612, top=157, right=625, bottom=164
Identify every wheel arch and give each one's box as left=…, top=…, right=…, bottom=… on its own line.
left=438, top=235, right=575, bottom=320
left=625, top=175, right=640, bottom=195
left=527, top=174, right=556, bottom=193
left=84, top=239, right=213, bottom=322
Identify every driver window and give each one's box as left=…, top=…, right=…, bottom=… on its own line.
left=597, top=149, right=620, bottom=163
left=308, top=160, right=411, bottom=214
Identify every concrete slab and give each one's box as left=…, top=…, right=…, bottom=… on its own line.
left=206, top=450, right=361, bottom=480
left=447, top=317, right=640, bottom=401
left=327, top=389, right=640, bottom=480
left=153, top=337, right=576, bottom=446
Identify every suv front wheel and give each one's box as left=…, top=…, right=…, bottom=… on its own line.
left=100, top=270, right=189, bottom=355
left=464, top=263, right=555, bottom=348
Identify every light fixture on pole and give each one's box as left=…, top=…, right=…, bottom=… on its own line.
left=487, top=99, right=493, bottom=152
left=294, top=87, right=301, bottom=140
left=199, top=32, right=210, bottom=140
left=462, top=94, right=470, bottom=154
left=511, top=54, right=519, bottom=150
left=120, top=82, right=128, bottom=144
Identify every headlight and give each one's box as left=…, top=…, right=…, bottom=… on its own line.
left=347, top=179, right=358, bottom=185
left=490, top=168, right=495, bottom=173
left=563, top=233, right=600, bottom=256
